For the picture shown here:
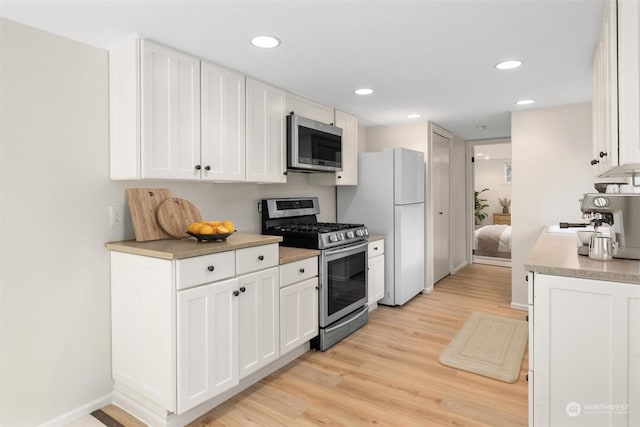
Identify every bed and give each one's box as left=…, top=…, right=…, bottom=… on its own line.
left=473, top=224, right=512, bottom=258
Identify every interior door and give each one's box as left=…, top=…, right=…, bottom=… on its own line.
left=432, top=131, right=451, bottom=283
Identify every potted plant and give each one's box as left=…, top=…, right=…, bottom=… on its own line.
left=499, top=197, right=511, bottom=214
left=475, top=188, right=490, bottom=225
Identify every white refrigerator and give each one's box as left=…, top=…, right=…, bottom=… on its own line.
left=337, top=147, right=425, bottom=306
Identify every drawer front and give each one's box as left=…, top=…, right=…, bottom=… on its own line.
left=176, top=251, right=236, bottom=290
left=280, top=257, right=318, bottom=288
left=236, top=243, right=279, bottom=275
left=368, top=240, right=385, bottom=258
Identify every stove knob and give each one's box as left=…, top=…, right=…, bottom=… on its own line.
left=355, top=229, right=364, bottom=237
left=337, top=233, right=345, bottom=241
left=329, top=234, right=338, bottom=243
left=363, top=228, right=369, bottom=236
left=346, top=231, right=355, bottom=239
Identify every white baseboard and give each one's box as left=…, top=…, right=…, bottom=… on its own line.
left=451, top=261, right=468, bottom=275
left=510, top=302, right=528, bottom=311
left=473, top=255, right=511, bottom=268
left=39, top=393, right=113, bottom=427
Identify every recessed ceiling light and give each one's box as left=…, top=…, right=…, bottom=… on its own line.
left=495, top=60, right=523, bottom=70
left=250, top=35, right=280, bottom=48
left=516, top=99, right=535, bottom=105
left=476, top=125, right=487, bottom=131
left=407, top=114, right=421, bottom=118
left=354, top=88, right=374, bottom=95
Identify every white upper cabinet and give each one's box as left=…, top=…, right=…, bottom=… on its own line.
left=201, top=61, right=246, bottom=181
left=110, top=38, right=201, bottom=180
left=285, top=93, right=335, bottom=124
left=334, top=110, right=358, bottom=185
left=309, top=109, right=359, bottom=186
left=141, top=41, right=201, bottom=179
left=246, top=78, right=287, bottom=183
left=592, top=0, right=640, bottom=177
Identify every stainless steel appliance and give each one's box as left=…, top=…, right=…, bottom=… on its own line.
left=580, top=193, right=640, bottom=260
left=261, top=197, right=369, bottom=351
left=287, top=114, right=343, bottom=173
left=337, top=147, right=425, bottom=305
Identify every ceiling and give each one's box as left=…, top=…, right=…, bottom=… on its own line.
left=0, top=0, right=605, bottom=140
left=474, top=143, right=512, bottom=160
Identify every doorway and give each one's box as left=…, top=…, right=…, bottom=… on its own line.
left=467, top=139, right=511, bottom=267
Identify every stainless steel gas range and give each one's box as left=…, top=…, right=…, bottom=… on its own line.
left=261, top=197, right=369, bottom=351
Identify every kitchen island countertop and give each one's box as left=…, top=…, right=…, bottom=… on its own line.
left=525, top=228, right=640, bottom=284
left=106, top=233, right=282, bottom=260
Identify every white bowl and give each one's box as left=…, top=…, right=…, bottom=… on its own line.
left=577, top=230, right=594, bottom=245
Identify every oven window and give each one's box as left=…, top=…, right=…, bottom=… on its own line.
left=327, top=251, right=366, bottom=317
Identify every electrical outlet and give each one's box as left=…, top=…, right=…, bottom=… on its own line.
left=109, top=206, right=123, bottom=226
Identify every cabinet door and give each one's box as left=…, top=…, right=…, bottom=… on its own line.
left=237, top=267, right=280, bottom=379
left=368, top=254, right=385, bottom=307
left=177, top=278, right=239, bottom=414
left=533, top=274, right=640, bottom=426
left=246, top=78, right=287, bottom=183
left=141, top=40, right=201, bottom=180
left=280, top=277, right=318, bottom=355
left=201, top=61, right=246, bottom=182
left=593, top=0, right=618, bottom=175
left=617, top=0, right=640, bottom=168
left=285, top=93, right=334, bottom=124
left=335, top=110, right=358, bottom=185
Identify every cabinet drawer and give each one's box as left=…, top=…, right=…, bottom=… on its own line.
left=236, top=244, right=279, bottom=275
left=280, top=257, right=318, bottom=288
left=368, top=240, right=385, bottom=258
left=176, top=251, right=236, bottom=290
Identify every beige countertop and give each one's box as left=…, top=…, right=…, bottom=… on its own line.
left=368, top=234, right=385, bottom=242
left=106, top=233, right=283, bottom=260
left=525, top=228, right=640, bottom=284
left=279, top=247, right=320, bottom=265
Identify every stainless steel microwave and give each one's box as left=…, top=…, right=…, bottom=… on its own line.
left=287, top=114, right=343, bottom=172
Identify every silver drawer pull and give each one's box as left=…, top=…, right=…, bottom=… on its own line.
left=207, top=265, right=215, bottom=272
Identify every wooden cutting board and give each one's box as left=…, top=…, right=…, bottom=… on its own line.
left=157, top=198, right=203, bottom=238
left=126, top=188, right=173, bottom=241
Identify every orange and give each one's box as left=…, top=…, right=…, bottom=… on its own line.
left=217, top=226, right=230, bottom=234
left=188, top=222, right=203, bottom=234
left=222, top=220, right=235, bottom=232
left=207, top=220, right=222, bottom=227
left=200, top=225, right=215, bottom=235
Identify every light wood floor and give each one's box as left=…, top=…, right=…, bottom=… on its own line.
left=106, top=263, right=528, bottom=426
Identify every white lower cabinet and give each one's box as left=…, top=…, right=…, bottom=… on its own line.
left=529, top=272, right=640, bottom=426
left=237, top=267, right=280, bottom=379
left=279, top=257, right=319, bottom=355
left=177, top=267, right=279, bottom=414
left=367, top=239, right=385, bottom=310
left=177, top=277, right=239, bottom=413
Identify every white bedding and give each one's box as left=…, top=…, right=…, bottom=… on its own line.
left=474, top=225, right=512, bottom=253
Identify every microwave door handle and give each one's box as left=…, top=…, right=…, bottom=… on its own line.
left=324, top=241, right=368, bottom=256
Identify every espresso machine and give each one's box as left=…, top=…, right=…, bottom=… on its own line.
left=580, top=193, right=640, bottom=260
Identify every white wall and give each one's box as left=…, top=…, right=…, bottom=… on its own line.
left=0, top=19, right=335, bottom=426
left=511, top=103, right=594, bottom=307
left=475, top=158, right=512, bottom=226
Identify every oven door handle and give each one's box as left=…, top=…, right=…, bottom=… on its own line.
left=323, top=241, right=368, bottom=256
left=324, top=305, right=368, bottom=333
